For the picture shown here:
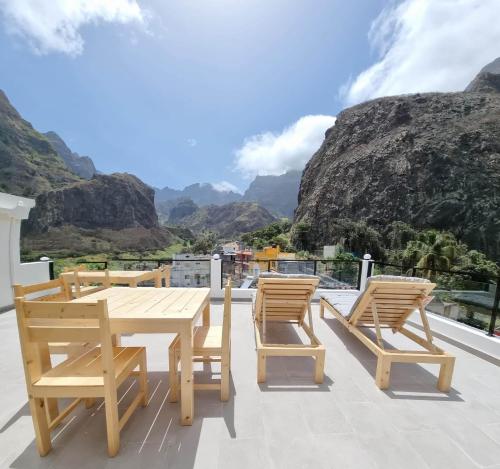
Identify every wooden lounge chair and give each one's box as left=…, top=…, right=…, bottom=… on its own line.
left=14, top=298, right=148, bottom=457
left=320, top=275, right=455, bottom=391
left=13, top=278, right=95, bottom=357
left=169, top=279, right=231, bottom=401
left=253, top=274, right=325, bottom=384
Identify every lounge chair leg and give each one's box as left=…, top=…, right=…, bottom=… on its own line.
left=437, top=357, right=455, bottom=392
left=85, top=398, right=96, bottom=408
left=314, top=350, right=325, bottom=384
left=257, top=351, right=266, bottom=383
left=139, top=352, right=149, bottom=406
left=168, top=345, right=179, bottom=403
left=375, top=356, right=391, bottom=390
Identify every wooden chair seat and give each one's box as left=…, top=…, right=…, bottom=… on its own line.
left=34, top=346, right=144, bottom=393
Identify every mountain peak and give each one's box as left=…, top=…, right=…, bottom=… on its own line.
left=465, top=57, right=500, bottom=93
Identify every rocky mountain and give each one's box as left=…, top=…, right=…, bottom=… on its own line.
left=155, top=183, right=242, bottom=206
left=23, top=173, right=176, bottom=253
left=465, top=57, right=500, bottom=93
left=242, top=170, right=301, bottom=218
left=295, top=72, right=500, bottom=259
left=44, top=131, right=97, bottom=179
left=156, top=197, right=198, bottom=225
left=162, top=201, right=276, bottom=239
left=0, top=90, right=80, bottom=197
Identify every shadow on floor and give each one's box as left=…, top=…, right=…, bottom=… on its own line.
left=8, top=370, right=236, bottom=469
left=257, top=322, right=333, bottom=392
left=322, top=317, right=463, bottom=402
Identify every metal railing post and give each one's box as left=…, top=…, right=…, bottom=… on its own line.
left=49, top=260, right=54, bottom=280
left=359, top=254, right=372, bottom=291
left=313, top=260, right=317, bottom=276
left=487, top=277, right=500, bottom=336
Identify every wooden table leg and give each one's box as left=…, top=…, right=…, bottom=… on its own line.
left=180, top=324, right=194, bottom=425
left=202, top=302, right=210, bottom=327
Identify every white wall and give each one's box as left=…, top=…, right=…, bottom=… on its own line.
left=0, top=193, right=39, bottom=310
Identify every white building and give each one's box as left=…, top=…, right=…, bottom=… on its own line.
left=170, top=253, right=211, bottom=288
left=0, top=192, right=50, bottom=310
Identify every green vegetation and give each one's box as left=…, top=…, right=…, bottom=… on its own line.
left=240, top=219, right=293, bottom=251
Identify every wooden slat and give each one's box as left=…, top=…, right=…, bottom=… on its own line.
left=23, top=301, right=101, bottom=319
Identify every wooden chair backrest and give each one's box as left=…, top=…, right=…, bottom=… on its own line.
left=254, top=277, right=319, bottom=323
left=13, top=278, right=70, bottom=302
left=75, top=269, right=111, bottom=295
left=222, top=278, right=232, bottom=351
left=160, top=265, right=171, bottom=287
left=61, top=265, right=87, bottom=297
left=14, top=298, right=114, bottom=389
left=349, top=281, right=436, bottom=328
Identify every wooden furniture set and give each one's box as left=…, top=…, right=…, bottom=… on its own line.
left=12, top=268, right=455, bottom=458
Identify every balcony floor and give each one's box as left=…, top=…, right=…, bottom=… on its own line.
left=1, top=300, right=500, bottom=469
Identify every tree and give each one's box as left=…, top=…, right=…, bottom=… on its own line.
left=191, top=231, right=217, bottom=255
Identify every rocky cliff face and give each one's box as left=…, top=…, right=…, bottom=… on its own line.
left=172, top=202, right=277, bottom=238
left=155, top=183, right=242, bottom=206
left=0, top=90, right=80, bottom=196
left=242, top=170, right=301, bottom=218
left=295, top=90, right=500, bottom=258
left=44, top=131, right=97, bottom=179
left=26, top=173, right=158, bottom=233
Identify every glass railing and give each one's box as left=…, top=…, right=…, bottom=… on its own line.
left=372, top=261, right=500, bottom=336
left=221, top=258, right=361, bottom=290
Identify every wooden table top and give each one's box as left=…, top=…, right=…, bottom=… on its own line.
left=71, top=287, right=210, bottom=330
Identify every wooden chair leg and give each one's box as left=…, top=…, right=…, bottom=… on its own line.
left=85, top=398, right=96, bottom=408
left=375, top=356, right=391, bottom=390
left=257, top=350, right=266, bottom=383
left=168, top=345, right=179, bottom=403
left=320, top=301, right=325, bottom=319
left=30, top=397, right=52, bottom=456
left=139, top=352, right=149, bottom=406
left=104, top=393, right=120, bottom=457
left=437, top=357, right=455, bottom=392
left=220, top=349, right=230, bottom=401
left=314, top=350, right=325, bottom=384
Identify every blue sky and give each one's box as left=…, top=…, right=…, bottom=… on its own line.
left=0, top=0, right=499, bottom=192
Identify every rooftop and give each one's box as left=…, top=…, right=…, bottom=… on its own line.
left=1, top=299, right=500, bottom=469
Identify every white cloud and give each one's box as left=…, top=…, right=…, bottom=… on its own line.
left=0, top=0, right=145, bottom=56
left=212, top=181, right=241, bottom=194
left=234, top=115, right=336, bottom=178
left=343, top=0, right=500, bottom=106
left=187, top=138, right=197, bottom=147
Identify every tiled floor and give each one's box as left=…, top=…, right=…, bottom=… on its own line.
left=1, top=300, right=500, bottom=469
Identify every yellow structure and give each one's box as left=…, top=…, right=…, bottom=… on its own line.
left=251, top=245, right=295, bottom=272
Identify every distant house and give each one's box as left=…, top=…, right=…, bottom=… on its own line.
left=170, top=253, right=211, bottom=288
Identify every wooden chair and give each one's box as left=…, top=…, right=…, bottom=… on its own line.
left=14, top=298, right=148, bottom=457
left=320, top=276, right=456, bottom=391
left=253, top=274, right=325, bottom=384
left=13, top=279, right=95, bottom=357
left=74, top=268, right=111, bottom=297
left=168, top=279, right=231, bottom=401
left=160, top=264, right=171, bottom=287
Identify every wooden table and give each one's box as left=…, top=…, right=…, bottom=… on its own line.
left=67, top=270, right=163, bottom=288
left=71, top=287, right=211, bottom=425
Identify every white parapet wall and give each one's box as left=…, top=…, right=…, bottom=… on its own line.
left=0, top=192, right=51, bottom=311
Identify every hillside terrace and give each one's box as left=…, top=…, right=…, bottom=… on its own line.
left=1, top=193, right=500, bottom=468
